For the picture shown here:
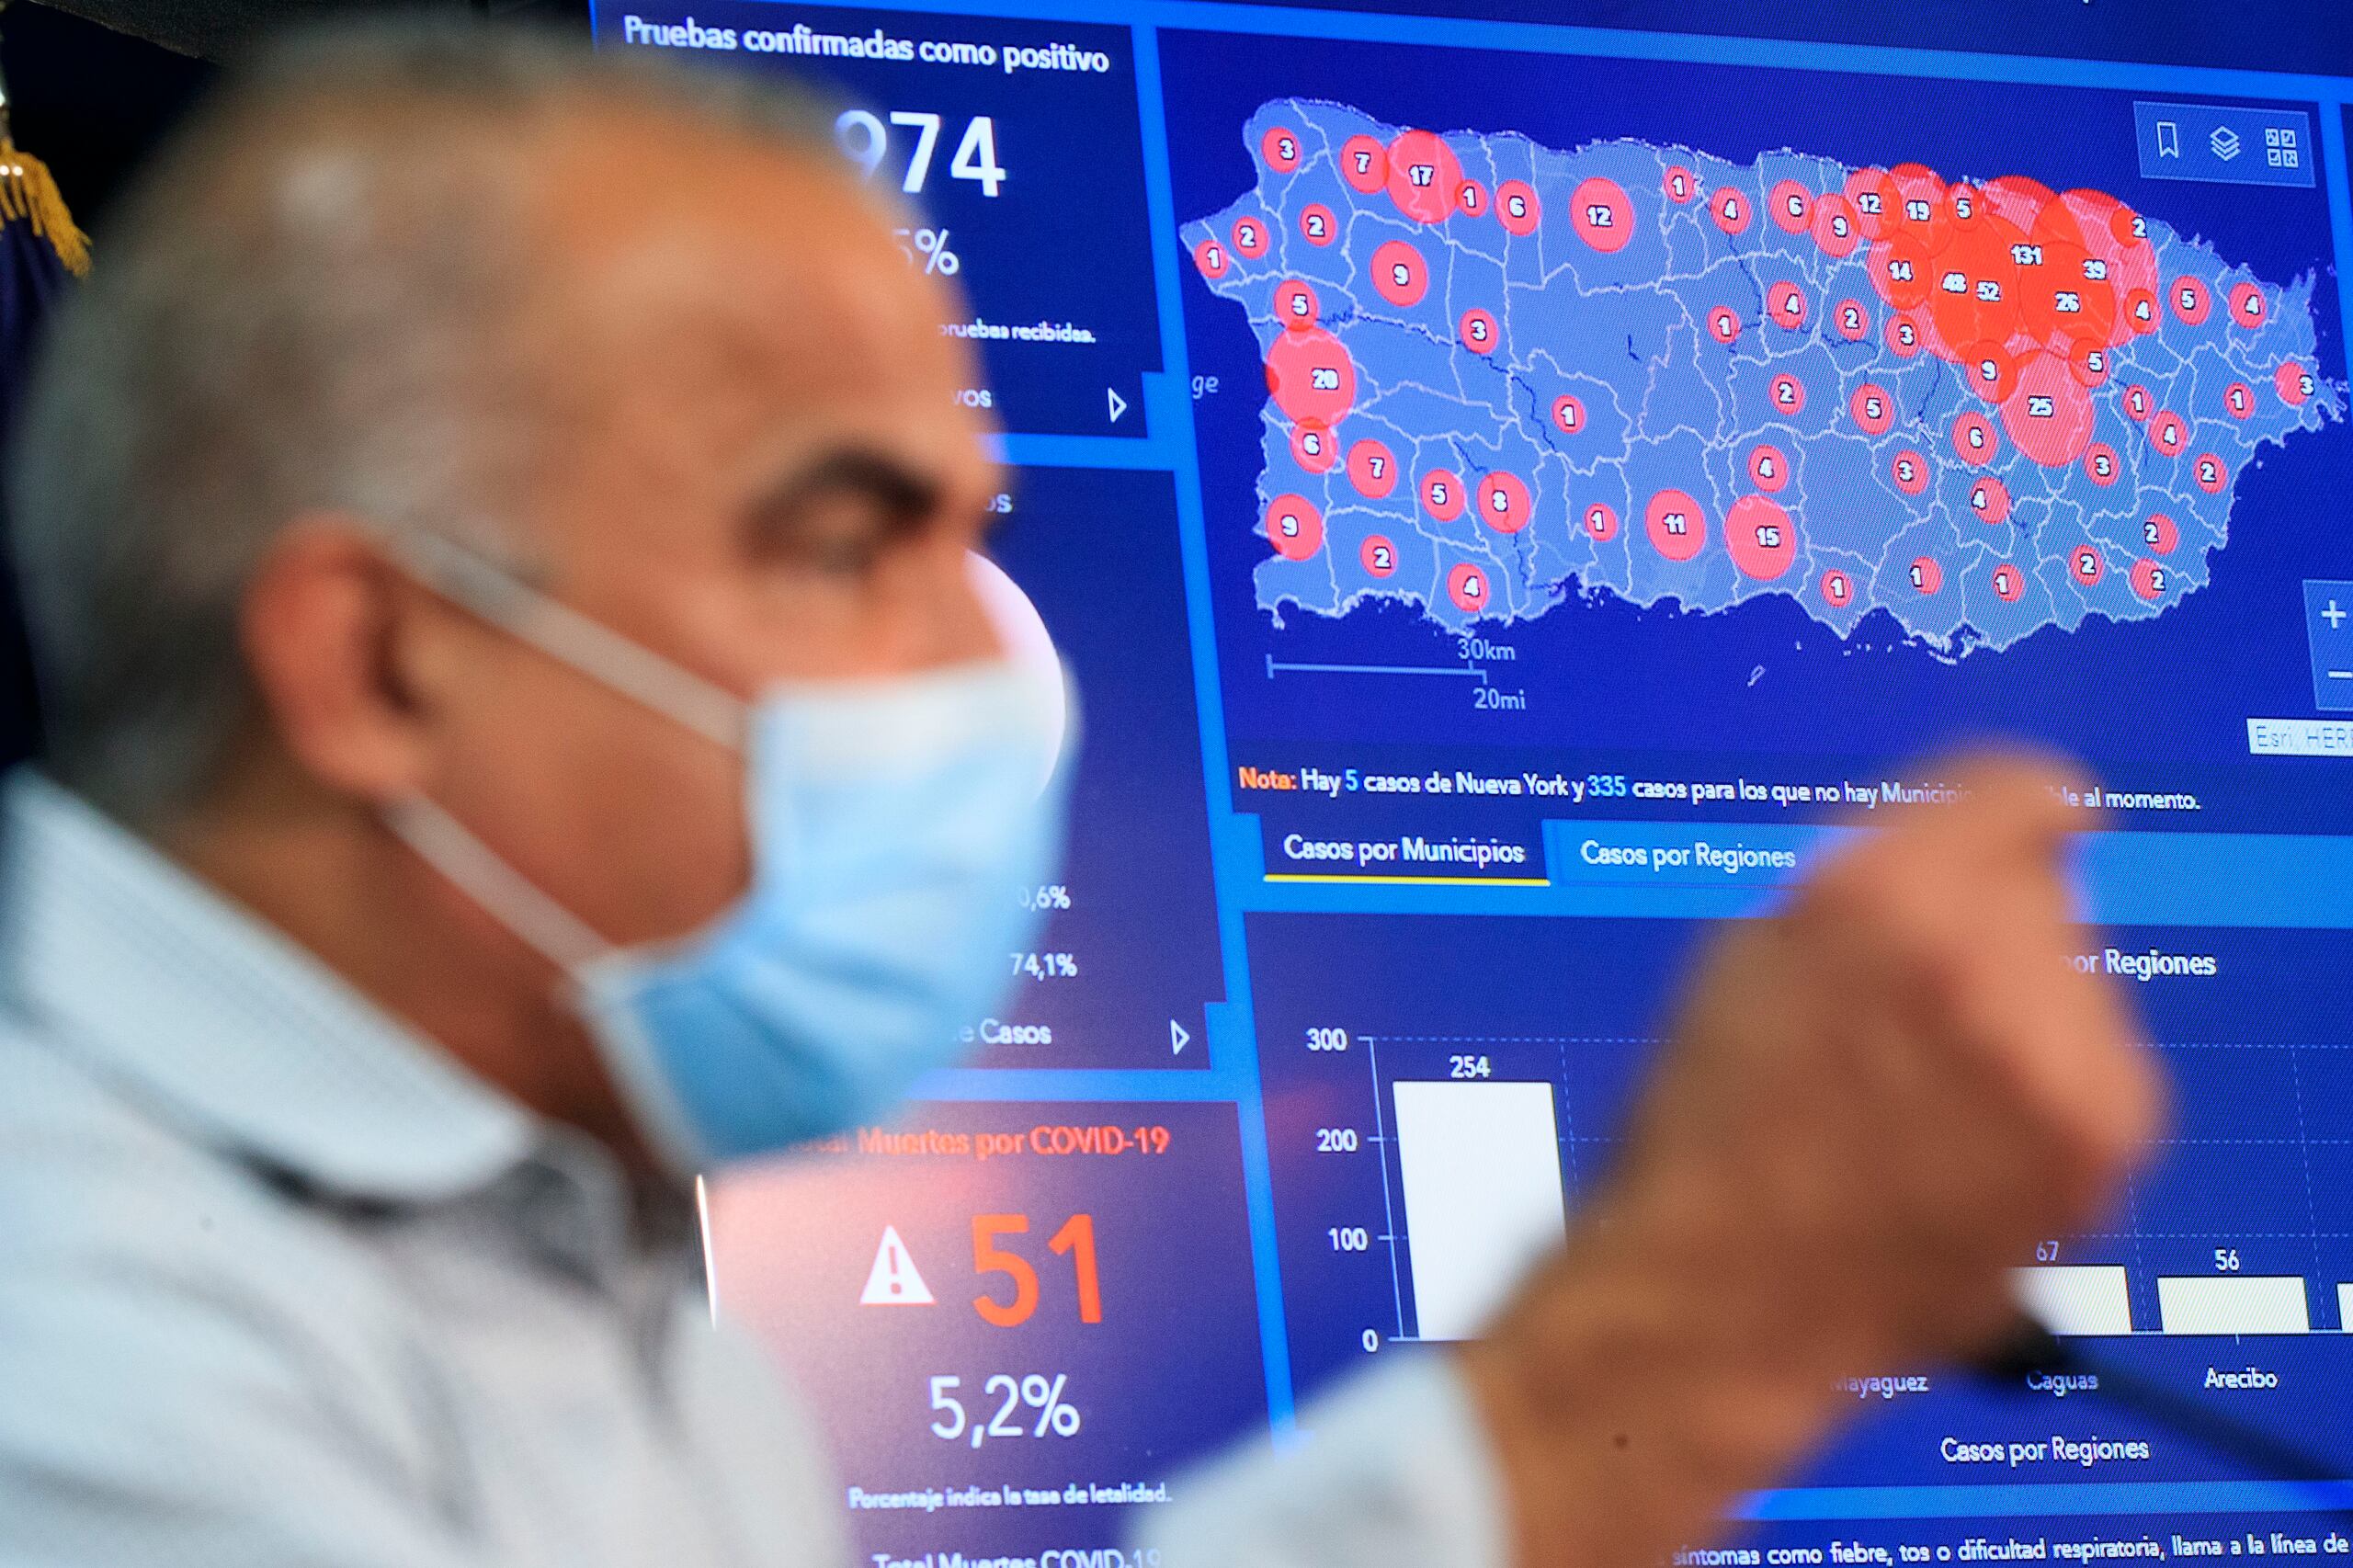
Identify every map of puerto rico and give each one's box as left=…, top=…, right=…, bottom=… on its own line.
left=1187, top=101, right=2344, bottom=654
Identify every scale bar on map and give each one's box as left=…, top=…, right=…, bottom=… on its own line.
left=2013, top=1265, right=2134, bottom=1336
left=2157, top=1275, right=2311, bottom=1335
left=1392, top=1080, right=1566, bottom=1341
left=1266, top=656, right=1484, bottom=679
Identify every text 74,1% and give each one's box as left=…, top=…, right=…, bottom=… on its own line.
left=928, top=1372, right=1083, bottom=1449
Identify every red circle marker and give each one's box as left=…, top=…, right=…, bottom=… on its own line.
left=1849, top=382, right=1896, bottom=435
left=2278, top=360, right=2314, bottom=405
left=1872, top=235, right=1933, bottom=311
left=1584, top=501, right=1620, bottom=540
left=1847, top=168, right=1902, bottom=240
left=2142, top=512, right=2178, bottom=555
left=1260, top=127, right=1303, bottom=174
left=1273, top=278, right=1319, bottom=332
left=2228, top=281, right=2266, bottom=329
left=1370, top=240, right=1429, bottom=307
left=1265, top=327, right=1356, bottom=427
left=1747, top=442, right=1790, bottom=493
left=1340, top=134, right=1389, bottom=195
left=1967, top=474, right=2012, bottom=525
left=1992, top=562, right=2026, bottom=603
left=1963, top=342, right=2018, bottom=403
left=1290, top=420, right=1337, bottom=473
left=1232, top=215, right=1270, bottom=259
left=1569, top=176, right=1634, bottom=253
left=1420, top=468, right=1465, bottom=523
left=1496, top=179, right=1541, bottom=236
left=2131, top=559, right=2168, bottom=601
left=2122, top=383, right=2154, bottom=422
left=1446, top=562, right=1491, bottom=614
left=1264, top=494, right=1323, bottom=560
left=1644, top=488, right=1708, bottom=562
left=1951, top=412, right=1998, bottom=467
left=2069, top=543, right=2105, bottom=585
left=1552, top=394, right=1587, bottom=436
left=1909, top=555, right=1944, bottom=595
left=1887, top=312, right=1926, bottom=358
left=1386, top=131, right=1461, bottom=223
left=2083, top=440, right=2120, bottom=487
left=1707, top=305, right=1741, bottom=346
left=2225, top=381, right=2255, bottom=420
left=1834, top=297, right=1870, bottom=341
left=1476, top=472, right=1532, bottom=534
left=1459, top=308, right=1500, bottom=354
left=1890, top=449, right=1930, bottom=495
left=1767, top=280, right=1808, bottom=330
left=1726, top=494, right=1796, bottom=580
left=1769, top=373, right=1807, bottom=416
left=1347, top=438, right=1398, bottom=498
left=1711, top=186, right=1752, bottom=235
left=1193, top=238, right=1230, bottom=280
left=2169, top=276, right=2211, bottom=326
left=1299, top=202, right=1338, bottom=247
left=2002, top=350, right=2095, bottom=467
left=2123, top=287, right=2159, bottom=335
left=1813, top=193, right=1862, bottom=258
left=2149, top=410, right=2188, bottom=458
left=1768, top=180, right=1813, bottom=234
left=1455, top=178, right=1489, bottom=219
left=1664, top=166, right=1699, bottom=205
left=1361, top=534, right=1399, bottom=578
left=2194, top=451, right=2228, bottom=494
left=1820, top=569, right=1854, bottom=608
left=2072, top=341, right=2112, bottom=388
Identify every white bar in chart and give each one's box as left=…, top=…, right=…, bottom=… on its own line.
left=2012, top=1266, right=2134, bottom=1336
left=1392, top=1080, right=1567, bottom=1342
left=2157, top=1275, right=2311, bottom=1335
left=2338, top=1283, right=2353, bottom=1330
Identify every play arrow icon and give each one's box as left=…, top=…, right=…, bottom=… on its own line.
left=1107, top=386, right=1129, bottom=424
left=1170, top=1020, right=1190, bottom=1056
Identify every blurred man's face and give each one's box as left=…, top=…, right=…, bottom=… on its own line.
left=409, top=113, right=1005, bottom=946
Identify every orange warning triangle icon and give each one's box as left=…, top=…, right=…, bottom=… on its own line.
left=859, top=1225, right=935, bottom=1307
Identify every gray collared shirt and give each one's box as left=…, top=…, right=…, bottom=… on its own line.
left=0, top=773, right=1506, bottom=1568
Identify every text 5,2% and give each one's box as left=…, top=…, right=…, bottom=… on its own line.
left=928, top=1373, right=1083, bottom=1449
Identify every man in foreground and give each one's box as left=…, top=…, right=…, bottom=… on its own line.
left=0, top=27, right=2160, bottom=1567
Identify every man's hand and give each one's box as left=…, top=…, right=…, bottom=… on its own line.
left=1460, top=756, right=2165, bottom=1568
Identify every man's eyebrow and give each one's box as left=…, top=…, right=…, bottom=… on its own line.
left=745, top=446, right=946, bottom=539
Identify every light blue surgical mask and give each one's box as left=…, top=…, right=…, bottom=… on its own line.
left=383, top=533, right=1071, bottom=1173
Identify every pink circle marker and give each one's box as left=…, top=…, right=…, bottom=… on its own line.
left=1583, top=501, right=1620, bottom=541
left=1644, top=488, right=1708, bottom=562
left=1446, top=562, right=1491, bottom=614
left=1813, top=194, right=1861, bottom=257
left=1992, top=562, right=2026, bottom=603
left=1768, top=280, right=1808, bottom=330
left=1951, top=412, right=1998, bottom=467
left=2149, top=410, right=2187, bottom=457
left=1707, top=305, right=1742, bottom=346
left=1726, top=494, right=1796, bottom=580
left=1747, top=442, right=1790, bottom=492
left=1849, top=382, right=1895, bottom=435
left=1386, top=131, right=1461, bottom=222
left=1455, top=178, right=1489, bottom=219
left=2122, top=383, right=2154, bottom=422
left=1347, top=438, right=1398, bottom=498
left=2131, top=559, right=2168, bottom=601
left=1290, top=420, right=1337, bottom=473
left=1361, top=534, right=1399, bottom=578
left=1298, top=202, right=1338, bottom=247
left=2169, top=275, right=2212, bottom=326
left=1570, top=176, right=1634, bottom=253
left=2142, top=513, right=2178, bottom=555
left=1264, top=494, right=1323, bottom=560
left=2069, top=543, right=2105, bottom=585
left=1496, top=179, right=1541, bottom=236
left=1476, top=472, right=1532, bottom=534
left=1967, top=474, right=2012, bottom=526
left=1340, top=135, right=1388, bottom=195
left=1890, top=449, right=1930, bottom=495
left=1420, top=468, right=1466, bottom=523
left=1711, top=186, right=1752, bottom=235
left=1552, top=394, right=1587, bottom=436
left=1909, top=555, right=1944, bottom=595
left=1370, top=240, right=1429, bottom=307
left=2278, top=360, right=2315, bottom=405
left=1768, top=180, right=1813, bottom=233
left=1663, top=166, right=1699, bottom=205
left=1260, top=127, right=1303, bottom=174
left=1459, top=308, right=1500, bottom=354
left=2001, top=350, right=2095, bottom=466
left=1834, top=297, right=1870, bottom=340
left=1769, top=373, right=1806, bottom=416
left=2228, top=281, right=2266, bottom=329
left=1273, top=278, right=1319, bottom=332
left=2082, top=441, right=2120, bottom=486
left=1193, top=238, right=1230, bottom=280
left=1232, top=215, right=1270, bottom=259
left=2194, top=451, right=2228, bottom=494
left=1887, top=314, right=1925, bottom=358
left=1265, top=328, right=1357, bottom=428
left=1820, top=569, right=1854, bottom=608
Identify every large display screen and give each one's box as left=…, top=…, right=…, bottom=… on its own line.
left=593, top=4, right=2353, bottom=1562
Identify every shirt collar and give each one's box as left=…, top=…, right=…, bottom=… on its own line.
left=0, top=771, right=539, bottom=1204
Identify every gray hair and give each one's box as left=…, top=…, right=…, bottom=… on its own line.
left=6, top=22, right=837, bottom=825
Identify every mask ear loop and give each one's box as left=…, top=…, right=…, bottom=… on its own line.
left=383, top=794, right=615, bottom=972
left=392, top=530, right=748, bottom=753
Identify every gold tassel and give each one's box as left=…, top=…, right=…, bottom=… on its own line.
left=0, top=135, right=88, bottom=278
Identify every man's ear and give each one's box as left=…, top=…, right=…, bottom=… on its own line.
left=238, top=519, right=443, bottom=804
